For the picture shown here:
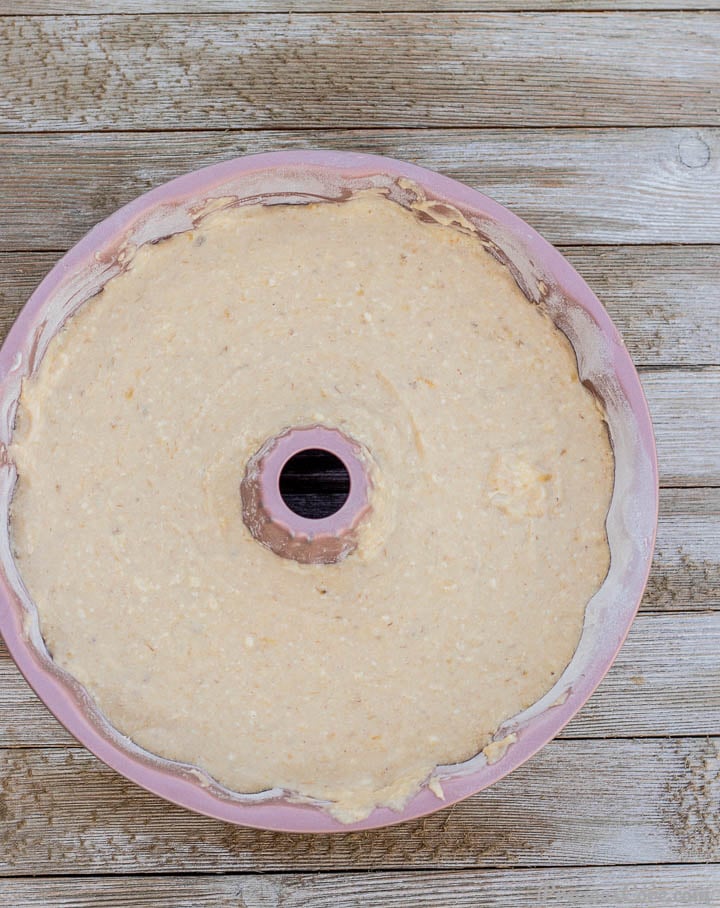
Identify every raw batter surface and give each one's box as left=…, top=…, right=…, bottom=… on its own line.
left=10, top=194, right=613, bottom=821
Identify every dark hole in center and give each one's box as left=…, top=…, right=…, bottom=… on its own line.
left=279, top=449, right=351, bottom=519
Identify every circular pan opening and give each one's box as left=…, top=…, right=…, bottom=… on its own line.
left=279, top=448, right=351, bottom=519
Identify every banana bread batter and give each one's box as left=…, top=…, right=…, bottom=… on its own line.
left=10, top=194, right=613, bottom=821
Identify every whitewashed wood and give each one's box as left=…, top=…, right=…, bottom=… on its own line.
left=4, top=1, right=720, bottom=11
left=1, top=866, right=718, bottom=908
left=0, top=8, right=717, bottom=897
left=564, top=612, right=720, bottom=737
left=1, top=612, right=717, bottom=749
left=568, top=246, right=720, bottom=367
left=643, top=369, right=720, bottom=487
left=0, top=647, right=75, bottom=747
left=0, top=253, right=54, bottom=340
left=3, top=246, right=717, bottom=367
left=0, top=737, right=717, bottom=872
left=2, top=129, right=719, bottom=248
left=649, top=488, right=720, bottom=610
left=1, top=15, right=719, bottom=131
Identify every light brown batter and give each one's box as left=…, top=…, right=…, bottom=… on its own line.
left=10, top=194, right=613, bottom=821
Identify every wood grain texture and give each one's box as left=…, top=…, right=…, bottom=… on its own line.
left=1, top=866, right=718, bottom=908
left=1, top=15, right=719, bottom=131
left=569, top=246, right=720, bottom=368
left=2, top=129, right=719, bottom=249
left=1, top=611, right=717, bottom=749
left=5, top=2, right=720, bottom=12
left=562, top=612, right=720, bottom=737
left=3, top=246, right=717, bottom=367
left=0, top=3, right=718, bottom=896
left=0, top=737, right=718, bottom=873
left=643, top=369, right=720, bottom=486
left=650, top=488, right=720, bottom=610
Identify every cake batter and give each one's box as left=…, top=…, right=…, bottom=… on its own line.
left=10, top=194, right=613, bottom=821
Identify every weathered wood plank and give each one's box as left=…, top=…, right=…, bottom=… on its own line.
left=563, top=612, right=720, bottom=737
left=0, top=653, right=74, bottom=747
left=567, top=246, right=720, bottom=368
left=650, top=487, right=720, bottom=610
left=2, top=611, right=717, bottom=749
left=0, top=737, right=717, bottom=872
left=4, top=2, right=720, bottom=12
left=643, top=369, right=720, bottom=487
left=1, top=866, right=718, bottom=908
left=1, top=15, right=718, bottom=131
left=3, top=246, right=717, bottom=368
left=1, top=129, right=719, bottom=249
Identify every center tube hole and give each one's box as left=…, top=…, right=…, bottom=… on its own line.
left=279, top=449, right=351, bottom=519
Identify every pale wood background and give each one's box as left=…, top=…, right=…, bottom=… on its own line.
left=0, top=3, right=719, bottom=906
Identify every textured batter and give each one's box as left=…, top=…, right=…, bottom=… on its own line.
left=10, top=194, right=613, bottom=821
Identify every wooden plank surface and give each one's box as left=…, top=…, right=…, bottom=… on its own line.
left=1, top=737, right=718, bottom=873
left=5, top=2, right=720, bottom=13
left=3, top=245, right=718, bottom=367
left=643, top=369, right=720, bottom=486
left=650, top=488, right=720, bottom=610
left=1, top=15, right=719, bottom=131
left=1, top=611, right=717, bottom=749
left=562, top=611, right=720, bottom=737
left=2, top=866, right=719, bottom=908
left=1, top=2, right=718, bottom=901
left=2, top=128, right=719, bottom=248
left=572, top=246, right=720, bottom=368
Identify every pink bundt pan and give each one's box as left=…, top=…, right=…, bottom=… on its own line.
left=0, top=151, right=658, bottom=832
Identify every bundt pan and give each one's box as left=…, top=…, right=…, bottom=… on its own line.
left=0, top=151, right=658, bottom=832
